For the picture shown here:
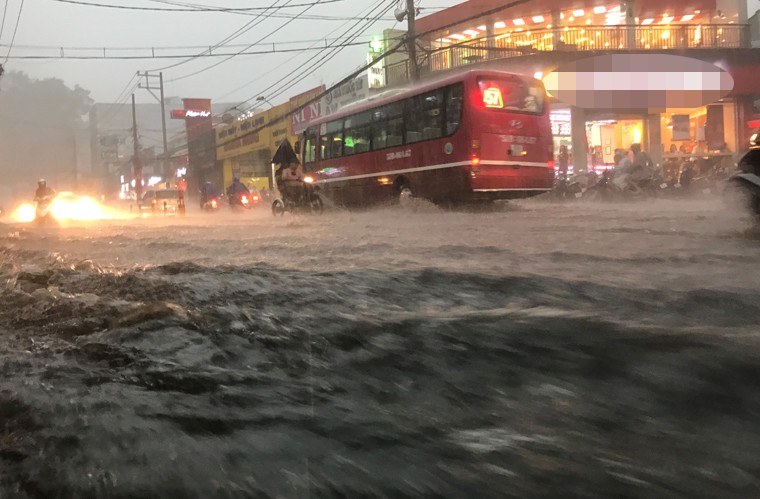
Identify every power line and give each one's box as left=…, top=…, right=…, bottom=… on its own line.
left=213, top=0, right=387, bottom=104
left=50, top=0, right=345, bottom=12
left=3, top=35, right=374, bottom=52
left=3, top=0, right=24, bottom=64
left=183, top=0, right=531, bottom=160
left=167, top=0, right=327, bottom=83
left=149, top=0, right=292, bottom=73
left=0, top=0, right=10, bottom=44
left=2, top=39, right=373, bottom=59
left=257, top=0, right=395, bottom=105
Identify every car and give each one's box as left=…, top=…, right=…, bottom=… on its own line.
left=139, top=189, right=181, bottom=214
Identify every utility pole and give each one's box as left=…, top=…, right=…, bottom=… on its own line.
left=406, top=0, right=420, bottom=81
left=138, top=71, right=170, bottom=186
left=131, top=93, right=143, bottom=202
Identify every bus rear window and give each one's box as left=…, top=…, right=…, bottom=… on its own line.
left=477, top=78, right=544, bottom=114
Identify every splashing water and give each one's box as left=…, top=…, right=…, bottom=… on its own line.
left=11, top=194, right=136, bottom=223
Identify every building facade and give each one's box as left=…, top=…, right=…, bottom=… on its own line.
left=379, top=0, right=759, bottom=174
left=215, top=87, right=325, bottom=192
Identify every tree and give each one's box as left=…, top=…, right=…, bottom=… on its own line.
left=0, top=71, right=93, bottom=196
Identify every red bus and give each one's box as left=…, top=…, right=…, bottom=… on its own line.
left=300, top=70, right=554, bottom=206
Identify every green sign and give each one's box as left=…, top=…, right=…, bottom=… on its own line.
left=369, top=36, right=384, bottom=53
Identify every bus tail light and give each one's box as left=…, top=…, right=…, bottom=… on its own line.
left=548, top=160, right=555, bottom=170
left=471, top=139, right=481, bottom=170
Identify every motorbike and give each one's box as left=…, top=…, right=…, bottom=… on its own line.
left=272, top=176, right=323, bottom=216
left=726, top=148, right=760, bottom=219
left=201, top=197, right=221, bottom=212
left=228, top=192, right=253, bottom=210
left=580, top=167, right=665, bottom=201
left=34, top=195, right=54, bottom=225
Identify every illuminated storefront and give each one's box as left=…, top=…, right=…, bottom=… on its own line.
left=415, top=0, right=746, bottom=75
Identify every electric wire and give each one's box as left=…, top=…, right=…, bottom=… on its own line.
left=167, top=0, right=330, bottom=83
left=0, top=0, right=10, bottom=44
left=3, top=0, right=24, bottom=64
left=211, top=0, right=390, bottom=105
left=148, top=0, right=293, bottom=72
left=231, top=0, right=393, bottom=114
left=2, top=40, right=374, bottom=59
left=257, top=0, right=395, bottom=106
left=51, top=0, right=345, bottom=12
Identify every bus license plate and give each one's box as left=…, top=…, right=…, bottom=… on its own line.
left=509, top=145, right=523, bottom=156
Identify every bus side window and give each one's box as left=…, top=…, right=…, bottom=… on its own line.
left=445, top=83, right=464, bottom=136
left=320, top=135, right=330, bottom=160
left=325, top=119, right=344, bottom=159
left=344, top=112, right=372, bottom=155
left=405, top=96, right=424, bottom=144
left=422, top=90, right=444, bottom=140
left=303, top=129, right=317, bottom=166
left=372, top=103, right=404, bottom=150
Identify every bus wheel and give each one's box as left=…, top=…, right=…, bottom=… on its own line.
left=398, top=184, right=414, bottom=207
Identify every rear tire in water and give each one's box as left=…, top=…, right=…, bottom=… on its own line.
left=398, top=184, right=414, bottom=207
left=310, top=194, right=324, bottom=214
left=272, top=200, right=286, bottom=216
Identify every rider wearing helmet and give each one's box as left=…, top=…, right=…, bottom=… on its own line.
left=34, top=179, right=55, bottom=201
left=226, top=175, right=250, bottom=203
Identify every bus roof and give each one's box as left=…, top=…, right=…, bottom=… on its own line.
left=306, top=69, right=534, bottom=129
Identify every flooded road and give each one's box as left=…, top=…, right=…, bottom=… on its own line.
left=1, top=198, right=760, bottom=498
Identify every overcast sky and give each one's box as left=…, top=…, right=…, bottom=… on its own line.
left=0, top=0, right=462, bottom=108
left=2, top=0, right=759, bottom=109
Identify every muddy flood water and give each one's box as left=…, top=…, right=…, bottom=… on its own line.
left=1, top=198, right=760, bottom=498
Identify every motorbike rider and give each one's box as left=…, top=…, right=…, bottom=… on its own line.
left=226, top=176, right=250, bottom=204
left=278, top=160, right=305, bottom=204
left=200, top=181, right=219, bottom=208
left=34, top=178, right=56, bottom=202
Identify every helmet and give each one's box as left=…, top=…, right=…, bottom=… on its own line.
left=38, top=178, right=46, bottom=187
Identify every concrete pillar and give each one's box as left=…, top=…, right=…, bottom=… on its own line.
left=571, top=107, right=588, bottom=173
left=646, top=113, right=663, bottom=167
left=623, top=0, right=636, bottom=48
left=486, top=18, right=496, bottom=59
left=551, top=9, right=562, bottom=50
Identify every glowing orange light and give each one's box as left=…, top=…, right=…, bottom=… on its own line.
left=13, top=203, right=36, bottom=223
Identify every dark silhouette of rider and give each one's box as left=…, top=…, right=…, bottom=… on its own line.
left=226, top=176, right=250, bottom=204
left=34, top=179, right=55, bottom=200
left=200, top=181, right=219, bottom=207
